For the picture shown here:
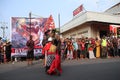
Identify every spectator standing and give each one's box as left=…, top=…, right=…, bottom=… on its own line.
left=77, top=38, right=81, bottom=60
left=60, top=38, right=66, bottom=61
left=88, top=44, right=96, bottom=59
left=80, top=39, right=85, bottom=58
left=26, top=35, right=34, bottom=66
left=5, top=41, right=12, bottom=62
left=66, top=39, right=74, bottom=60
left=107, top=39, right=114, bottom=57
left=85, top=37, right=89, bottom=58
left=112, top=37, right=118, bottom=57
left=101, top=36, right=107, bottom=58
left=117, top=38, right=120, bottom=57
left=73, top=38, right=78, bottom=59
left=95, top=37, right=100, bottom=58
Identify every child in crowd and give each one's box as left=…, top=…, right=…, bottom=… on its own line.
left=88, top=44, right=96, bottom=59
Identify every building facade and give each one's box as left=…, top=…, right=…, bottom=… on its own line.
left=60, top=2, right=120, bottom=39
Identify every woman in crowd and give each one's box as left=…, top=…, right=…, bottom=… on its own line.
left=66, top=39, right=74, bottom=60
left=80, top=38, right=85, bottom=58
left=60, top=38, right=66, bottom=61
left=95, top=37, right=100, bottom=58
left=73, top=38, right=78, bottom=59
left=88, top=44, right=96, bottom=59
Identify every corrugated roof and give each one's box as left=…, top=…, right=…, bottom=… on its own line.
left=105, top=2, right=120, bottom=12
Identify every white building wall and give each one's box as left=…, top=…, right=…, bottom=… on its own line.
left=62, top=24, right=91, bottom=38
left=90, top=24, right=99, bottom=38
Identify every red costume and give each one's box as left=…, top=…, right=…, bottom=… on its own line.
left=47, top=52, right=62, bottom=75
left=42, top=42, right=52, bottom=55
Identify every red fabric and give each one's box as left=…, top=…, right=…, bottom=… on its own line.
left=88, top=47, right=93, bottom=51
left=47, top=52, right=56, bottom=55
left=34, top=45, right=42, bottom=49
left=44, top=15, right=55, bottom=32
left=42, top=42, right=52, bottom=55
left=81, top=42, right=85, bottom=50
left=47, top=53, right=62, bottom=74
left=11, top=48, right=15, bottom=53
left=91, top=39, right=95, bottom=44
left=67, top=42, right=73, bottom=50
left=109, top=25, right=117, bottom=34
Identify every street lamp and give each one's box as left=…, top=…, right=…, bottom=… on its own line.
left=1, top=26, right=8, bottom=38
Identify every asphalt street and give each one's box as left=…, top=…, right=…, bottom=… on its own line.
left=0, top=58, right=120, bottom=80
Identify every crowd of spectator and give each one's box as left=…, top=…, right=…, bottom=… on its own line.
left=60, top=35, right=120, bottom=60
left=0, top=32, right=120, bottom=65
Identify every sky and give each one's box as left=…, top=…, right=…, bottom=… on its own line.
left=0, top=0, right=120, bottom=40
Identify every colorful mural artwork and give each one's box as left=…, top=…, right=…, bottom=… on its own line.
left=11, top=15, right=55, bottom=57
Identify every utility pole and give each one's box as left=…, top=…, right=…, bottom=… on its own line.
left=0, top=22, right=8, bottom=38
left=58, top=13, right=60, bottom=35
left=29, top=12, right=32, bottom=35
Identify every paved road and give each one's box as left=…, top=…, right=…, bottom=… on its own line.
left=0, top=58, right=120, bottom=80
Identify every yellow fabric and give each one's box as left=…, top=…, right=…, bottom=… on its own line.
left=95, top=40, right=100, bottom=58
left=48, top=44, right=57, bottom=53
left=101, top=39, right=107, bottom=47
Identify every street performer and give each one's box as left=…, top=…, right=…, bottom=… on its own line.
left=47, top=50, right=62, bottom=76
left=42, top=37, right=56, bottom=72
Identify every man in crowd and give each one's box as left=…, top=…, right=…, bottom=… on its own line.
left=5, top=41, right=12, bottom=62
left=26, top=35, right=34, bottom=66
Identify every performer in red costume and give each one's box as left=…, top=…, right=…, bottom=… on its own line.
left=47, top=51, right=62, bottom=76
left=42, top=37, right=56, bottom=72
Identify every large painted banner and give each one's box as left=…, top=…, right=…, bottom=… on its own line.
left=11, top=15, right=55, bottom=57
